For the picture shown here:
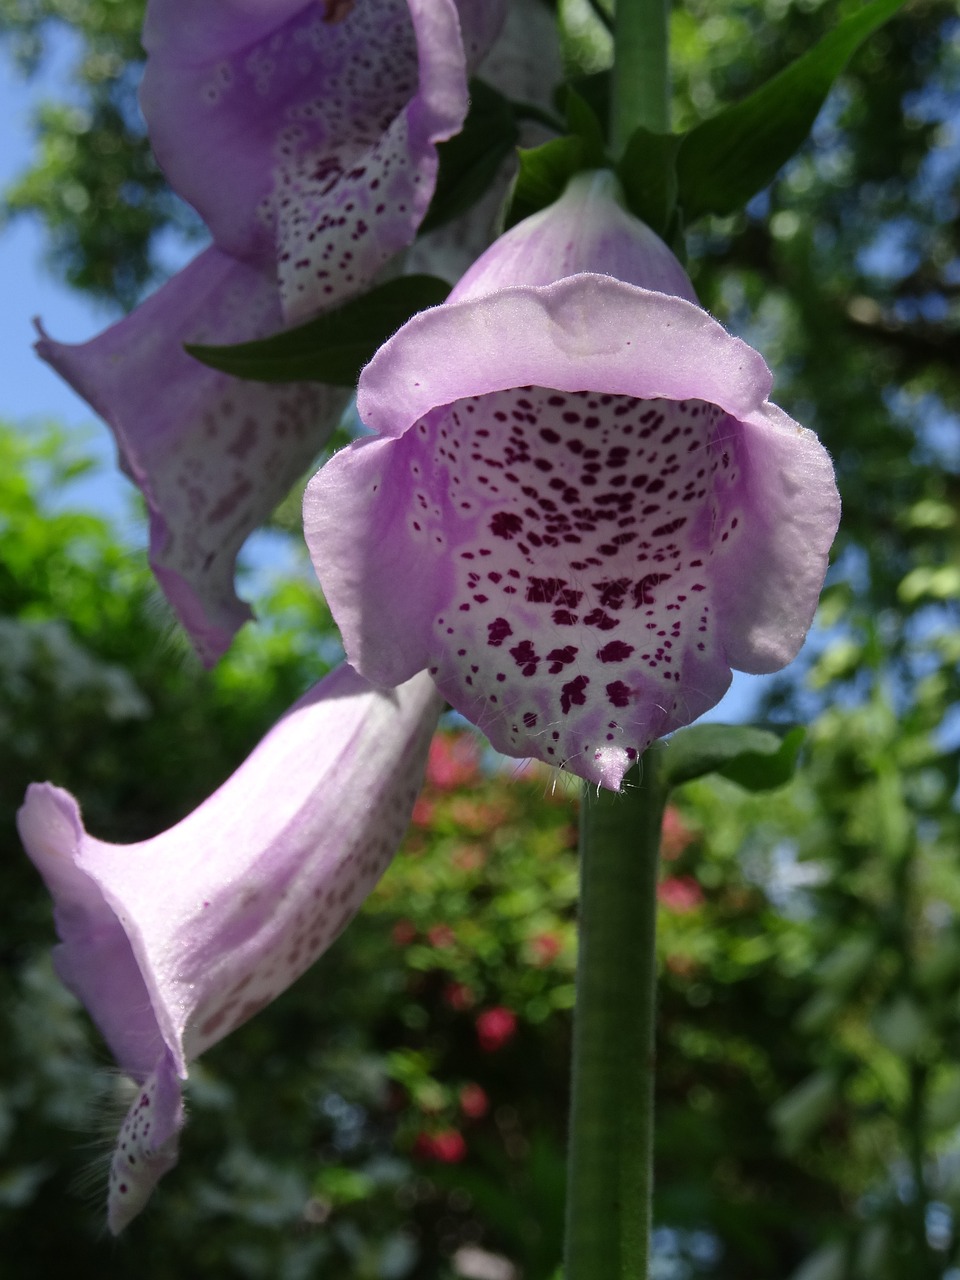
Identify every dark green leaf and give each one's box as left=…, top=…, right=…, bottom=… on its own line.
left=616, top=126, right=682, bottom=240
left=563, top=86, right=607, bottom=167
left=676, top=0, right=908, bottom=221
left=185, top=274, right=451, bottom=385
left=504, top=134, right=586, bottom=229
left=565, top=71, right=611, bottom=138
left=662, top=723, right=805, bottom=791
left=419, top=79, right=519, bottom=234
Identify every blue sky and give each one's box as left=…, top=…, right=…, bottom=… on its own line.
left=1, top=33, right=135, bottom=521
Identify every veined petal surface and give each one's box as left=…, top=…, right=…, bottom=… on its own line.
left=18, top=664, right=442, bottom=1227
left=140, top=0, right=502, bottom=322
left=36, top=247, right=345, bottom=665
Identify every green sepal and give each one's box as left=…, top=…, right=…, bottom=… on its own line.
left=676, top=0, right=908, bottom=222
left=662, top=723, right=805, bottom=792
left=504, top=88, right=609, bottom=230
left=419, top=79, right=519, bottom=234
left=504, top=134, right=588, bottom=229
left=185, top=274, right=451, bottom=386
left=563, top=86, right=607, bottom=168
left=615, top=126, right=682, bottom=241
left=563, top=70, right=610, bottom=139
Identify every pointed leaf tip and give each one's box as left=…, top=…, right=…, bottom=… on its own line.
left=662, top=723, right=805, bottom=791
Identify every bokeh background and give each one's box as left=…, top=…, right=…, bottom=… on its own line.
left=1, top=1, right=959, bottom=1276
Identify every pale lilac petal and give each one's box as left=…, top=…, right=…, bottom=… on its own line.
left=449, top=172, right=699, bottom=304
left=407, top=0, right=563, bottom=284
left=305, top=175, right=840, bottom=789
left=36, top=247, right=345, bottom=665
left=19, top=664, right=442, bottom=1225
left=108, top=1055, right=183, bottom=1234
left=140, top=0, right=503, bottom=323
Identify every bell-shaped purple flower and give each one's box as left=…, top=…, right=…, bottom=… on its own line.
left=304, top=171, right=841, bottom=790
left=17, top=664, right=442, bottom=1231
left=37, top=0, right=505, bottom=665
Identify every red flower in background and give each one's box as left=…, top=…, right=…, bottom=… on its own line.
left=459, top=1083, right=490, bottom=1119
left=443, top=981, right=476, bottom=1011
left=661, top=806, right=696, bottom=861
left=657, top=875, right=704, bottom=913
left=425, top=733, right=482, bottom=790
left=476, top=1006, right=518, bottom=1052
left=414, top=1129, right=468, bottom=1163
left=391, top=919, right=417, bottom=947
left=428, top=923, right=457, bottom=949
left=411, top=795, right=436, bottom=828
left=529, top=932, right=562, bottom=967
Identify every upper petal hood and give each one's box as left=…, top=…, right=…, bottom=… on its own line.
left=18, top=663, right=442, bottom=1229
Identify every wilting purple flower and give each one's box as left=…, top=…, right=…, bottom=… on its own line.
left=17, top=664, right=441, bottom=1231
left=37, top=0, right=504, bottom=665
left=304, top=171, right=841, bottom=789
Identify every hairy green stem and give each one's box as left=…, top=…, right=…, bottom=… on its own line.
left=565, top=749, right=666, bottom=1279
left=611, top=0, right=671, bottom=152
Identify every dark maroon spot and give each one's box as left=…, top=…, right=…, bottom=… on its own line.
left=560, top=675, right=589, bottom=714
left=583, top=608, right=619, bottom=631
left=490, top=511, right=523, bottom=539
left=487, top=617, right=513, bottom=647
left=510, top=641, right=539, bottom=676
left=540, top=427, right=561, bottom=444
left=546, top=645, right=578, bottom=674
left=523, top=711, right=538, bottom=727
left=595, top=579, right=631, bottom=610
left=525, top=577, right=583, bottom=608
left=651, top=517, right=687, bottom=537
left=606, top=681, right=632, bottom=708
left=633, top=573, right=672, bottom=607
left=552, top=609, right=579, bottom=626
left=598, top=641, right=635, bottom=662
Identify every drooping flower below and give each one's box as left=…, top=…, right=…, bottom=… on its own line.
left=17, top=664, right=442, bottom=1232
left=304, top=170, right=842, bottom=789
left=37, top=0, right=505, bottom=665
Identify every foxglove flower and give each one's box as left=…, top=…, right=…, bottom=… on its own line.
left=304, top=171, right=841, bottom=789
left=37, top=0, right=504, bottom=665
left=17, top=664, right=441, bottom=1231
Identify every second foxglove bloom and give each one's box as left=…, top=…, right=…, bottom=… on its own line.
left=305, top=172, right=841, bottom=789
left=37, top=0, right=505, bottom=664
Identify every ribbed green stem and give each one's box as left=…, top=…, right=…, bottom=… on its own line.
left=565, top=748, right=666, bottom=1279
left=611, top=0, right=671, bottom=152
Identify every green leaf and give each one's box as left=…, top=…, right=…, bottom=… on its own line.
left=676, top=0, right=908, bottom=221
left=662, top=723, right=805, bottom=792
left=563, top=86, right=607, bottom=167
left=185, top=274, right=451, bottom=385
left=566, top=70, right=611, bottom=138
left=504, top=134, right=586, bottom=229
left=616, top=126, right=682, bottom=240
left=419, top=79, right=519, bottom=234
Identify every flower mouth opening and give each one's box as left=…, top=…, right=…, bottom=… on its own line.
left=398, top=382, right=745, bottom=784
